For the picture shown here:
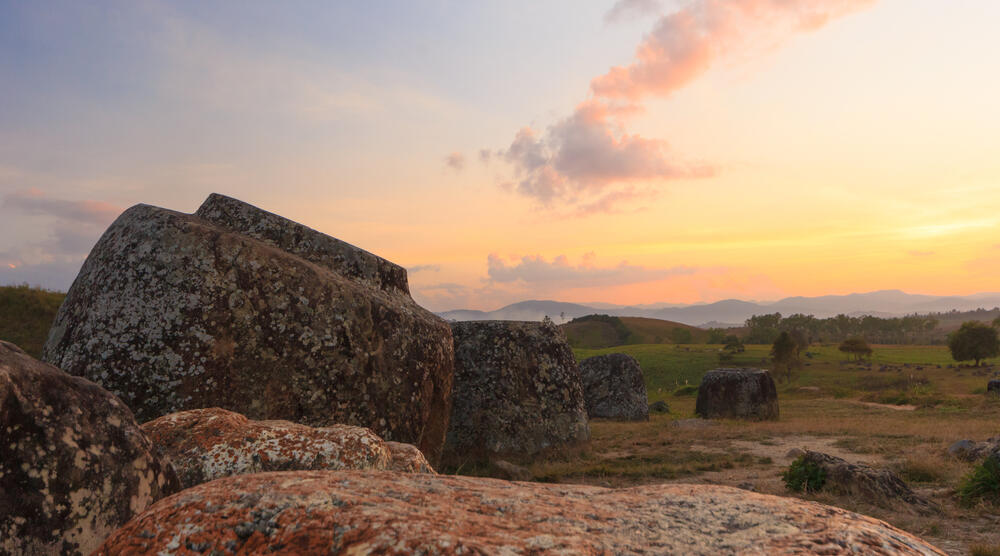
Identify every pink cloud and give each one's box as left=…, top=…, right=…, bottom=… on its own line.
left=592, top=0, right=878, bottom=100
left=503, top=100, right=711, bottom=208
left=497, top=0, right=878, bottom=214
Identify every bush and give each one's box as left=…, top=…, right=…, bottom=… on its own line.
left=958, top=456, right=1000, bottom=506
left=672, top=385, right=698, bottom=397
left=782, top=456, right=826, bottom=492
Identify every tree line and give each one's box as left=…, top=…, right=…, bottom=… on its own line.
left=741, top=313, right=939, bottom=345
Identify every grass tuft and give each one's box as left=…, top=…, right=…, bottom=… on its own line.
left=782, top=455, right=826, bottom=492
left=958, top=456, right=1000, bottom=506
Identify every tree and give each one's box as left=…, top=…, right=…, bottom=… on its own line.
left=838, top=337, right=873, bottom=361
left=771, top=331, right=800, bottom=383
left=949, top=321, right=1000, bottom=366
left=671, top=327, right=693, bottom=344
left=723, top=335, right=745, bottom=353
left=745, top=313, right=782, bottom=344
left=706, top=328, right=727, bottom=344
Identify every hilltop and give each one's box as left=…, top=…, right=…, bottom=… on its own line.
left=561, top=315, right=709, bottom=349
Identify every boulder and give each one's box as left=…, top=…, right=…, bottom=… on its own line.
left=141, top=408, right=433, bottom=489
left=490, top=460, right=534, bottom=481
left=797, top=451, right=933, bottom=513
left=695, top=368, right=779, bottom=420
left=988, top=379, right=1000, bottom=395
left=443, top=320, right=589, bottom=464
left=948, top=439, right=987, bottom=462
left=96, top=470, right=945, bottom=555
left=42, top=193, right=453, bottom=464
left=0, top=340, right=179, bottom=556
left=649, top=400, right=670, bottom=414
left=384, top=441, right=436, bottom=474
left=578, top=353, right=648, bottom=421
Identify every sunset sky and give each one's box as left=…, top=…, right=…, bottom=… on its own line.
left=2, top=0, right=1000, bottom=312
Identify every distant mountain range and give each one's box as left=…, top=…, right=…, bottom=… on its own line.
left=437, top=290, right=1000, bottom=328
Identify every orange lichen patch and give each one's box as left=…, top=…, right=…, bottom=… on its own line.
left=98, top=470, right=944, bottom=555
left=142, top=408, right=433, bottom=489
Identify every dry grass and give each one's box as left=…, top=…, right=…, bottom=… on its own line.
left=450, top=344, right=1000, bottom=553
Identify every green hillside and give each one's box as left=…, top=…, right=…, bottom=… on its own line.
left=0, top=285, right=65, bottom=358
left=561, top=314, right=708, bottom=348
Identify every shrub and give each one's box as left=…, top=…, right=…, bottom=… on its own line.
left=958, top=456, right=1000, bottom=506
left=782, top=456, right=826, bottom=493
left=672, top=385, right=698, bottom=397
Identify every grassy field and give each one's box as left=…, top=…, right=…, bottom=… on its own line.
left=511, top=343, right=1000, bottom=554
left=0, top=284, right=65, bottom=358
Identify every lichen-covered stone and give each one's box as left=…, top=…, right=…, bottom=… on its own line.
left=579, top=353, right=648, bottom=421
left=0, top=340, right=179, bottom=556
left=799, top=451, right=934, bottom=513
left=142, top=408, right=435, bottom=489
left=42, top=193, right=453, bottom=464
left=97, top=470, right=945, bottom=555
left=695, top=368, right=779, bottom=421
left=385, top=441, right=436, bottom=474
left=443, top=320, right=589, bottom=464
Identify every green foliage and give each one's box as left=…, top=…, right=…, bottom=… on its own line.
left=672, top=384, right=699, bottom=396
left=949, top=321, right=1000, bottom=366
left=670, top=327, right=693, bottom=344
left=782, top=456, right=826, bottom=492
left=771, top=331, right=800, bottom=383
left=723, top=335, right=745, bottom=353
left=745, top=313, right=782, bottom=344
left=744, top=311, right=940, bottom=345
left=0, top=284, right=65, bottom=358
left=958, top=456, right=1000, bottom=506
left=706, top=328, right=727, bottom=344
left=838, top=337, right=873, bottom=361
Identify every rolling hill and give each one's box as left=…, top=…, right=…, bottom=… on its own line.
left=560, top=315, right=710, bottom=349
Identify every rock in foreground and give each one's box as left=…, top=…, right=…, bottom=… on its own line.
left=695, top=368, right=779, bottom=421
left=97, top=470, right=944, bottom=555
left=43, top=193, right=453, bottom=464
left=444, top=320, right=589, bottom=464
left=579, top=353, right=649, bottom=421
left=799, top=451, right=933, bottom=513
left=0, top=341, right=179, bottom=556
left=141, top=408, right=433, bottom=489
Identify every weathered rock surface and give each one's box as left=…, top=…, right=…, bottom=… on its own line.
left=43, top=193, right=453, bottom=464
left=947, top=437, right=1000, bottom=462
left=695, top=368, right=779, bottom=420
left=0, top=340, right=179, bottom=556
left=97, top=470, right=944, bottom=555
left=443, top=320, right=589, bottom=463
left=799, top=451, right=933, bottom=513
left=578, top=353, right=648, bottom=421
left=141, top=408, right=433, bottom=489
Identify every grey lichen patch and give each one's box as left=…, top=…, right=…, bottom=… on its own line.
left=42, top=194, right=453, bottom=465
left=0, top=341, right=179, bottom=555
